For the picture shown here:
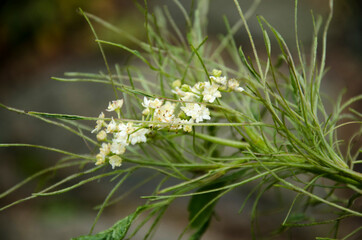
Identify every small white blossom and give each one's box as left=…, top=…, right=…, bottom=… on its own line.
left=168, top=118, right=183, bottom=131
left=168, top=118, right=193, bottom=132
left=180, top=119, right=193, bottom=132
left=172, top=86, right=198, bottom=102
left=99, top=143, right=111, bottom=156
left=92, top=112, right=106, bottom=133
left=181, top=103, right=211, bottom=123
left=114, top=132, right=128, bottom=145
left=106, top=118, right=118, bottom=133
left=153, top=101, right=176, bottom=123
left=142, top=108, right=150, bottom=115
left=227, top=79, right=239, bottom=89
left=97, top=143, right=111, bottom=165
left=110, top=142, right=126, bottom=155
left=192, top=82, right=205, bottom=92
left=171, top=87, right=185, bottom=96
left=118, top=122, right=135, bottom=134
left=106, top=99, right=124, bottom=112
left=235, top=86, right=244, bottom=92
left=142, top=97, right=163, bottom=109
left=109, top=155, right=122, bottom=169
left=202, top=82, right=221, bottom=103
left=210, top=75, right=227, bottom=86
left=228, top=79, right=244, bottom=92
left=181, top=92, right=197, bottom=102
left=114, top=122, right=135, bottom=144
left=161, top=101, right=176, bottom=112
left=129, top=127, right=150, bottom=145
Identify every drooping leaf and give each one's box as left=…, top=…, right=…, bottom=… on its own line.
left=72, top=206, right=146, bottom=240
left=188, top=182, right=224, bottom=232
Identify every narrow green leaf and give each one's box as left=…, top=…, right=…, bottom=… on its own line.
left=96, top=39, right=159, bottom=71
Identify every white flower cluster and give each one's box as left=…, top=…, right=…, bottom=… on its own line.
left=92, top=100, right=151, bottom=169
left=210, top=69, right=244, bottom=93
left=171, top=69, right=243, bottom=122
left=172, top=69, right=244, bottom=104
left=92, top=69, right=244, bottom=168
left=141, top=97, right=193, bottom=132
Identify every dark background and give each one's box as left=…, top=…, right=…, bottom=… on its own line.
left=0, top=0, right=361, bottom=239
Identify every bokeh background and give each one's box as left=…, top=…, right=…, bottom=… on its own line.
left=0, top=0, right=361, bottom=239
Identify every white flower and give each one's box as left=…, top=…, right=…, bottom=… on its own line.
left=210, top=75, right=227, bottom=86
left=92, top=112, right=106, bottom=133
left=202, top=82, right=221, bottom=103
left=168, top=118, right=183, bottom=131
left=180, top=119, right=193, bottom=132
left=162, top=101, right=176, bottom=112
left=181, top=103, right=211, bottom=123
left=118, top=122, right=135, bottom=134
left=227, top=78, right=238, bottom=89
left=109, top=155, right=122, bottom=169
left=114, top=131, right=128, bottom=145
left=168, top=118, right=193, bottom=132
left=106, top=118, right=118, bottom=133
left=142, top=97, right=163, bottom=109
left=129, top=127, right=150, bottom=145
left=228, top=79, right=244, bottom=92
left=235, top=86, right=244, bottom=92
left=96, top=130, right=107, bottom=141
left=110, top=142, right=126, bottom=155
left=172, top=86, right=198, bottom=102
left=97, top=143, right=111, bottom=165
left=192, top=82, right=205, bottom=92
left=153, top=101, right=176, bottom=123
left=181, top=92, right=197, bottom=102
left=99, top=143, right=111, bottom=156
left=114, top=122, right=134, bottom=144
left=142, top=108, right=150, bottom=115
left=106, top=99, right=124, bottom=112
left=171, top=87, right=186, bottom=96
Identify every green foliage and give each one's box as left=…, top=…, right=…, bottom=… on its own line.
left=73, top=206, right=143, bottom=240
left=188, top=182, right=224, bottom=236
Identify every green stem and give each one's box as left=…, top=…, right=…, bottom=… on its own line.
left=192, top=132, right=250, bottom=149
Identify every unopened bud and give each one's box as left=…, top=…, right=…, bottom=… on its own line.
left=181, top=84, right=191, bottom=92
left=178, top=111, right=187, bottom=120
left=212, top=69, right=222, bottom=77
left=97, top=130, right=107, bottom=141
left=109, top=155, right=122, bottom=169
left=172, top=79, right=181, bottom=88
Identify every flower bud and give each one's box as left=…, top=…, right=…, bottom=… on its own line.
left=95, top=154, right=106, bottom=165
left=193, top=82, right=205, bottom=91
left=142, top=108, right=150, bottom=115
left=109, top=155, right=122, bottom=169
left=178, top=111, right=187, bottom=120
left=212, top=69, right=222, bottom=77
left=172, top=79, right=181, bottom=88
left=181, top=84, right=191, bottom=92
left=96, top=130, right=107, bottom=141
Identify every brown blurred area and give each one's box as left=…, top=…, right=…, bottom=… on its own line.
left=0, top=0, right=144, bottom=95
left=0, top=1, right=361, bottom=239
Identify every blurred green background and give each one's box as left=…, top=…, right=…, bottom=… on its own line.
left=0, top=0, right=361, bottom=239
